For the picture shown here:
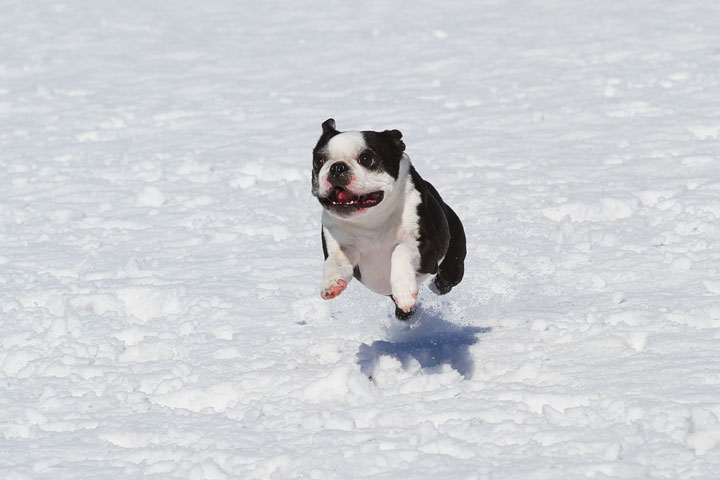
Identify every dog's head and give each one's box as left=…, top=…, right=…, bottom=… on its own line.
left=311, top=118, right=406, bottom=219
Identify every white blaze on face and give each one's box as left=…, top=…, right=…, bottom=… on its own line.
left=326, top=131, right=365, bottom=161
left=319, top=131, right=397, bottom=198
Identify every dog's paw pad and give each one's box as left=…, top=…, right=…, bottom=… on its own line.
left=321, top=279, right=347, bottom=300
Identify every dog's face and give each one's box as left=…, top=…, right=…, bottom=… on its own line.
left=311, top=118, right=406, bottom=219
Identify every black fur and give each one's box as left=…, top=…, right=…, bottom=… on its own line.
left=395, top=304, right=416, bottom=321
left=312, top=118, right=341, bottom=197
left=314, top=118, right=341, bottom=152
left=434, top=200, right=466, bottom=292
left=414, top=173, right=466, bottom=292
left=360, top=129, right=406, bottom=179
left=321, top=227, right=328, bottom=260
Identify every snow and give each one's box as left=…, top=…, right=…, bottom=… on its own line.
left=2, top=0, right=720, bottom=478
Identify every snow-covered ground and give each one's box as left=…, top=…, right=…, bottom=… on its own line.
left=2, top=0, right=720, bottom=478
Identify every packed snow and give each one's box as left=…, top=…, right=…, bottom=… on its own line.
left=2, top=0, right=720, bottom=478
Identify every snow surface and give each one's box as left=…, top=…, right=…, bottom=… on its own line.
left=2, top=0, right=720, bottom=478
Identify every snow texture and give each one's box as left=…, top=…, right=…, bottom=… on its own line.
left=2, top=0, right=720, bottom=478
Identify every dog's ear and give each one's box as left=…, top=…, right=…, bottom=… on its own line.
left=322, top=118, right=337, bottom=134
left=383, top=129, right=405, bottom=153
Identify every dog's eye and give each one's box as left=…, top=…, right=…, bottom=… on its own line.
left=313, top=153, right=325, bottom=170
left=358, top=151, right=376, bottom=168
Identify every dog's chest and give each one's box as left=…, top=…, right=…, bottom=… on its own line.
left=335, top=214, right=418, bottom=295
left=351, top=230, right=398, bottom=295
left=324, top=172, right=424, bottom=296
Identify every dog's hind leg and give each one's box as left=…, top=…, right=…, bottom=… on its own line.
left=430, top=204, right=466, bottom=295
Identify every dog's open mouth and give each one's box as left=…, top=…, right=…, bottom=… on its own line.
left=319, top=187, right=384, bottom=213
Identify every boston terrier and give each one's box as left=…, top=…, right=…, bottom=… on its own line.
left=312, top=119, right=466, bottom=320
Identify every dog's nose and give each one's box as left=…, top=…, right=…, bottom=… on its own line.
left=329, top=162, right=348, bottom=178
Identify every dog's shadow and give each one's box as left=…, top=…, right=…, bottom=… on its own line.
left=356, top=307, right=490, bottom=379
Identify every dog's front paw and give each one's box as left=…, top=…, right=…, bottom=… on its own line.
left=392, top=287, right=418, bottom=313
left=321, top=278, right=347, bottom=300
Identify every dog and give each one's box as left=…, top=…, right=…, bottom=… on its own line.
left=312, top=118, right=466, bottom=320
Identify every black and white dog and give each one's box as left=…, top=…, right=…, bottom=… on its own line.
left=312, top=119, right=466, bottom=320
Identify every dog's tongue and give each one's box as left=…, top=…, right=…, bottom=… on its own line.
left=336, top=189, right=354, bottom=203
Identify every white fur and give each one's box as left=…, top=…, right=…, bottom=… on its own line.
left=321, top=149, right=427, bottom=303
left=390, top=242, right=420, bottom=311
left=320, top=226, right=355, bottom=297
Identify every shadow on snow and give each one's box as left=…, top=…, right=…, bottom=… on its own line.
left=356, top=306, right=490, bottom=379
